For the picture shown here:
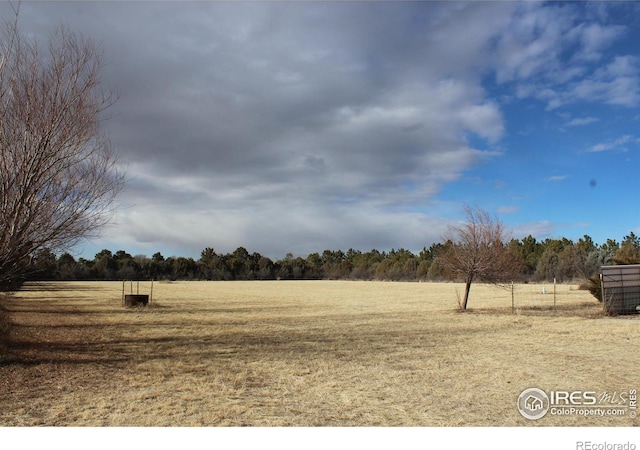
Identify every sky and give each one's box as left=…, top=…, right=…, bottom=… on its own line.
left=5, top=1, right=640, bottom=260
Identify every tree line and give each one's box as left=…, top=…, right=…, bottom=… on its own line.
left=22, top=231, right=640, bottom=284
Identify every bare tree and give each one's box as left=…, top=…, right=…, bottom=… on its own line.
left=0, top=12, right=124, bottom=290
left=442, top=205, right=523, bottom=310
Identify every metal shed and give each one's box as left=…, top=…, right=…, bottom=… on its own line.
left=600, top=264, right=640, bottom=315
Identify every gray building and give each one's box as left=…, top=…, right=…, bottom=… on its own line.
left=600, top=264, right=640, bottom=315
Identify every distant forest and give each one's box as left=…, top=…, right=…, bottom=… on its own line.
left=23, top=232, right=640, bottom=284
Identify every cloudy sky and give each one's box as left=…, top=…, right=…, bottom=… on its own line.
left=7, top=1, right=640, bottom=259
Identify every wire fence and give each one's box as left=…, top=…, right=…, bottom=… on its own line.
left=463, top=281, right=598, bottom=315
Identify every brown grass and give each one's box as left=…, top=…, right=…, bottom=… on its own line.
left=0, top=280, right=637, bottom=426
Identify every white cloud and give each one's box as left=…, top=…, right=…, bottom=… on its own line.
left=575, top=23, right=626, bottom=62
left=497, top=206, right=519, bottom=214
left=458, top=102, right=504, bottom=143
left=545, top=175, right=569, bottom=182
left=565, top=117, right=599, bottom=127
left=529, top=55, right=640, bottom=110
left=102, top=195, right=453, bottom=258
left=589, top=135, right=635, bottom=152
left=571, top=56, right=640, bottom=107
left=492, top=3, right=639, bottom=111
left=493, top=3, right=580, bottom=84
left=511, top=221, right=556, bottom=240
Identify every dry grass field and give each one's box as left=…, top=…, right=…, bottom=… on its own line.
left=0, top=280, right=638, bottom=427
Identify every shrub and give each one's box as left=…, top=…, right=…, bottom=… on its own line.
left=584, top=275, right=602, bottom=302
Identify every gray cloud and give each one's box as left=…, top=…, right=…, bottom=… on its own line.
left=4, top=1, right=632, bottom=258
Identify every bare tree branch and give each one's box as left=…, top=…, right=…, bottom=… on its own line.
left=0, top=17, right=124, bottom=290
left=441, top=205, right=523, bottom=310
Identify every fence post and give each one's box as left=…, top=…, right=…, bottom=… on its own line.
left=553, top=278, right=557, bottom=310
left=511, top=281, right=515, bottom=314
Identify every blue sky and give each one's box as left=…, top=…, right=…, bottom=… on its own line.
left=6, top=1, right=640, bottom=259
